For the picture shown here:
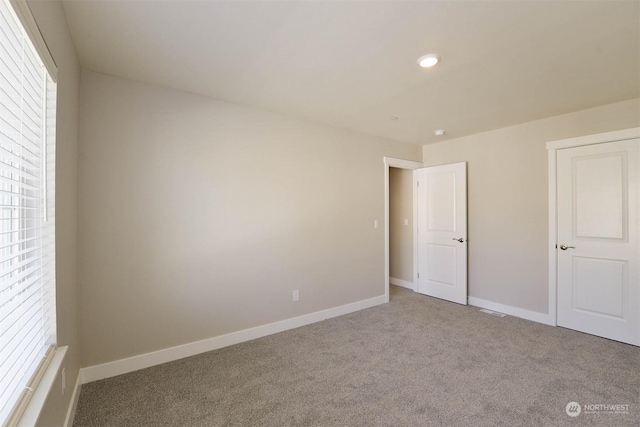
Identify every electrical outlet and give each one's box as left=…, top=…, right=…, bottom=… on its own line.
left=404, top=218, right=409, bottom=226
left=373, top=219, right=379, bottom=229
left=292, top=290, right=299, bottom=302
left=61, top=367, right=66, bottom=395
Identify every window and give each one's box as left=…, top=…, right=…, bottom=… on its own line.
left=0, top=0, right=57, bottom=424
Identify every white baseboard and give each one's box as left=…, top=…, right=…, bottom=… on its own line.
left=81, top=294, right=386, bottom=384
left=63, top=372, right=82, bottom=427
left=468, top=296, right=554, bottom=326
left=389, top=277, right=414, bottom=290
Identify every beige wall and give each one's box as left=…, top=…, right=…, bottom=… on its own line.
left=389, top=168, right=413, bottom=283
left=77, top=71, right=422, bottom=367
left=27, top=1, right=81, bottom=426
left=422, top=98, right=640, bottom=314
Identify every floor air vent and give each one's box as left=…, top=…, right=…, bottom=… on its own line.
left=479, top=308, right=506, bottom=317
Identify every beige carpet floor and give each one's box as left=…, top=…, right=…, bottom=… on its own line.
left=73, top=286, right=639, bottom=426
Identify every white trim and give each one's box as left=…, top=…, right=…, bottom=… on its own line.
left=389, top=277, right=414, bottom=290
left=383, top=156, right=423, bottom=303
left=383, top=157, right=423, bottom=170
left=17, top=346, right=67, bottom=427
left=80, top=295, right=386, bottom=384
left=468, top=297, right=554, bottom=326
left=412, top=170, right=418, bottom=292
left=546, top=127, right=640, bottom=327
left=8, top=0, right=57, bottom=81
left=547, top=148, right=558, bottom=326
left=546, top=127, right=639, bottom=150
left=63, top=372, right=82, bottom=427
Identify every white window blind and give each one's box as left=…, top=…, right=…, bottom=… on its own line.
left=0, top=0, right=57, bottom=424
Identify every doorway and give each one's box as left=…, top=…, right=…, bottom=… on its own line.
left=384, top=157, right=422, bottom=302
left=389, top=167, right=415, bottom=291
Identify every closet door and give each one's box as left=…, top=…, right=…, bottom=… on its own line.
left=556, top=138, right=640, bottom=346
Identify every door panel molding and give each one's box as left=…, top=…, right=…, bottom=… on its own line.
left=572, top=152, right=627, bottom=241
left=572, top=256, right=627, bottom=319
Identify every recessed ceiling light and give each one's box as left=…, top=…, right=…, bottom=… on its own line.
left=390, top=116, right=399, bottom=121
left=434, top=129, right=445, bottom=136
left=417, top=54, right=440, bottom=68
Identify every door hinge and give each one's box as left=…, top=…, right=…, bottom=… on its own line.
left=417, top=181, right=420, bottom=187
left=417, top=272, right=420, bottom=278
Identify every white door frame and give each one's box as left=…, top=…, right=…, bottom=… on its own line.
left=546, top=127, right=640, bottom=326
left=384, top=157, right=423, bottom=303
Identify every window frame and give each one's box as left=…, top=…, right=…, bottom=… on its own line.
left=0, top=1, right=61, bottom=426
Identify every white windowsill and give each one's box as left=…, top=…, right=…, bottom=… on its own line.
left=17, top=346, right=68, bottom=427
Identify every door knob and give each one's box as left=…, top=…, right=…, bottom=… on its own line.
left=452, top=238, right=465, bottom=243
left=559, top=244, right=575, bottom=250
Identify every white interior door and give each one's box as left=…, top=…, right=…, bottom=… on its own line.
left=557, top=138, right=640, bottom=346
left=416, top=162, right=467, bottom=305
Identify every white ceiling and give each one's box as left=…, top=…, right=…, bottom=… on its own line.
left=61, top=0, right=639, bottom=145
